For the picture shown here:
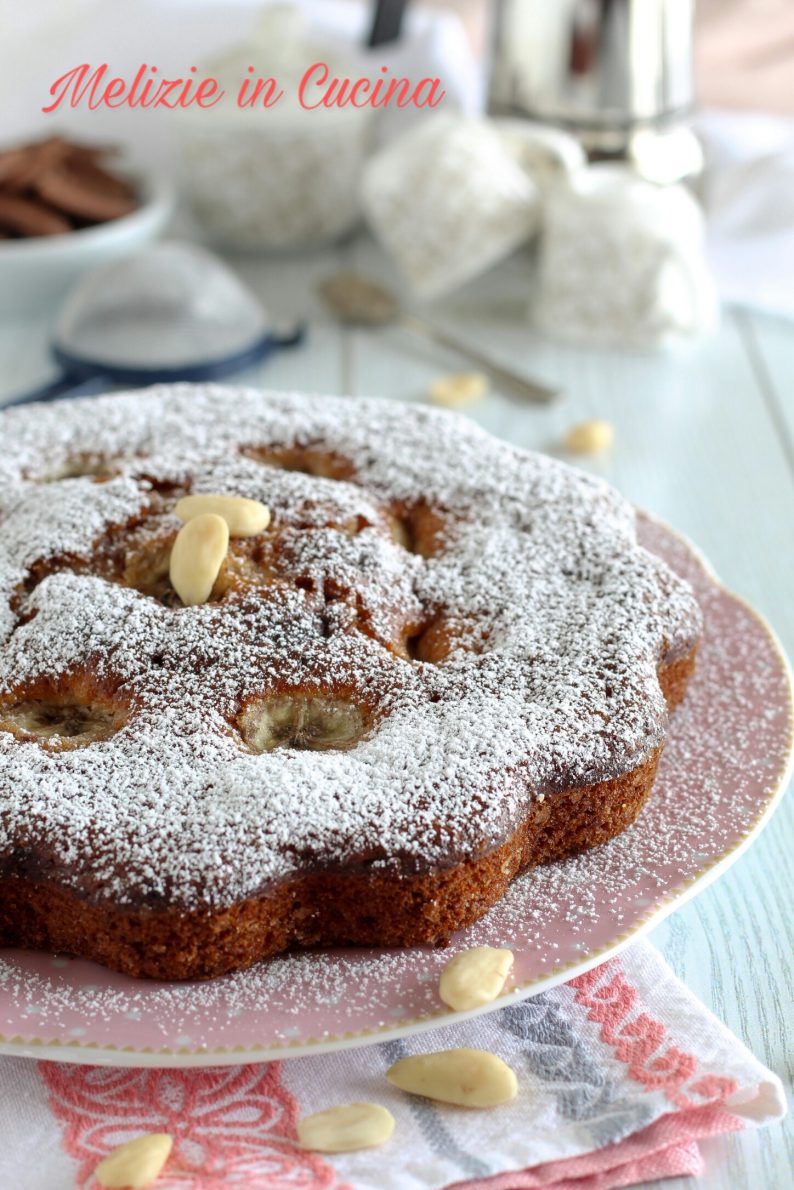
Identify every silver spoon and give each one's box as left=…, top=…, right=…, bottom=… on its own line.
left=318, top=272, right=561, bottom=405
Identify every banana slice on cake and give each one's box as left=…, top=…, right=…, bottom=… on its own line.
left=240, top=695, right=366, bottom=752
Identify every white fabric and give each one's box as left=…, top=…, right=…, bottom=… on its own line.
left=0, top=943, right=785, bottom=1190
left=281, top=944, right=785, bottom=1189
left=699, top=111, right=794, bottom=319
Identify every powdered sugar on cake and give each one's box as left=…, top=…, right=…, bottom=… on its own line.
left=0, top=385, right=701, bottom=909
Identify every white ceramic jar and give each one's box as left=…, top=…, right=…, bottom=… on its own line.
left=176, top=7, right=373, bottom=252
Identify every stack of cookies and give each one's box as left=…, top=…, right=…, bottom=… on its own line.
left=0, top=135, right=136, bottom=239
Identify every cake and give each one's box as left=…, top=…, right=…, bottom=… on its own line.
left=0, top=385, right=701, bottom=979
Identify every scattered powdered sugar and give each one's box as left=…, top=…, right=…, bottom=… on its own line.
left=0, top=384, right=702, bottom=910
left=0, top=523, right=788, bottom=1053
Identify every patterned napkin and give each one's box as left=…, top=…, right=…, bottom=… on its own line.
left=0, top=942, right=784, bottom=1190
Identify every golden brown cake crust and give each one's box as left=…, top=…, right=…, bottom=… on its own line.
left=0, top=649, right=696, bottom=980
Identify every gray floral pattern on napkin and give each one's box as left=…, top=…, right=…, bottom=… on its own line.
left=499, top=995, right=656, bottom=1146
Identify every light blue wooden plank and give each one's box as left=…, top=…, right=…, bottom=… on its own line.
left=736, top=310, right=794, bottom=477
left=0, top=318, right=53, bottom=406
left=222, top=244, right=350, bottom=395
left=345, top=238, right=793, bottom=1190
left=641, top=309, right=794, bottom=1190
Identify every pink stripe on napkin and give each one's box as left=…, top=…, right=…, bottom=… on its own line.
left=450, top=1103, right=744, bottom=1190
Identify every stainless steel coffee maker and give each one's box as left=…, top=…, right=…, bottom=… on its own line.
left=489, top=0, right=703, bottom=182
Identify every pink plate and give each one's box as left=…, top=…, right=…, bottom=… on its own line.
left=0, top=520, right=791, bottom=1067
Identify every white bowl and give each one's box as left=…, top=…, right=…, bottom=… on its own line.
left=0, top=172, right=175, bottom=318
left=176, top=102, right=372, bottom=253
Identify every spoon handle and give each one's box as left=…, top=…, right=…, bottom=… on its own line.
left=400, top=314, right=561, bottom=405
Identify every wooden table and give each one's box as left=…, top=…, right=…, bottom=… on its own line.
left=0, top=236, right=791, bottom=1189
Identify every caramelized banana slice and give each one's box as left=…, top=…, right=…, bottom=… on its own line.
left=240, top=695, right=367, bottom=752
left=0, top=698, right=126, bottom=750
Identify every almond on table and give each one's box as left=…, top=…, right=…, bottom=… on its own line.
left=386, top=1048, right=518, bottom=1108
left=297, top=1102, right=395, bottom=1152
left=564, top=419, right=615, bottom=454
left=94, top=1133, right=173, bottom=1189
left=428, top=372, right=489, bottom=408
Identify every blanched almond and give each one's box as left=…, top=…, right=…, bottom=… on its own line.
left=297, top=1102, right=395, bottom=1152
left=564, top=419, right=614, bottom=454
left=439, top=946, right=514, bottom=1011
left=429, top=372, right=489, bottom=408
left=94, top=1133, right=173, bottom=1189
left=386, top=1048, right=518, bottom=1107
left=169, top=513, right=229, bottom=606
left=175, top=493, right=270, bottom=537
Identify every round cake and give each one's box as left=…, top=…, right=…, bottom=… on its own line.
left=0, top=385, right=701, bottom=979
